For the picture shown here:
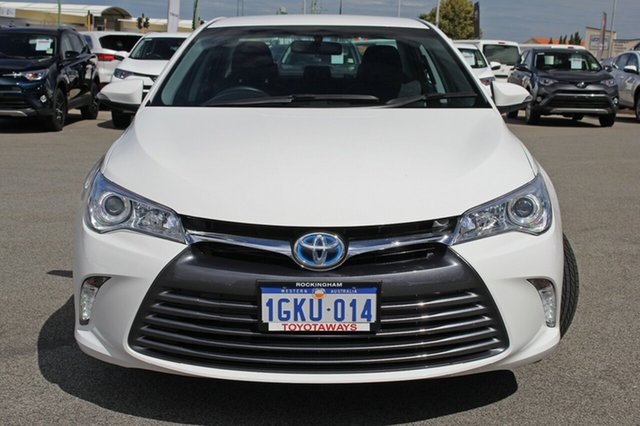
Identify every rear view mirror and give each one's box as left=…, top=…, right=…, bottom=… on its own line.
left=490, top=61, right=502, bottom=71
left=290, top=41, right=342, bottom=55
left=97, top=79, right=144, bottom=113
left=491, top=81, right=532, bottom=114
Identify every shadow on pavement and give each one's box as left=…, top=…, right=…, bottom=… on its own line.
left=0, top=113, right=84, bottom=134
left=39, top=296, right=518, bottom=424
left=504, top=115, right=600, bottom=128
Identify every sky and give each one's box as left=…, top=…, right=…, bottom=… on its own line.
left=61, top=0, right=640, bottom=41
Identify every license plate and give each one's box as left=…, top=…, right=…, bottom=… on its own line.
left=259, top=282, right=379, bottom=332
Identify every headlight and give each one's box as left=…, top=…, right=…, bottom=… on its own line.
left=538, top=78, right=557, bottom=87
left=85, top=172, right=185, bottom=243
left=113, top=68, right=134, bottom=79
left=21, top=69, right=49, bottom=81
left=601, top=78, right=617, bottom=87
left=452, top=174, right=552, bottom=244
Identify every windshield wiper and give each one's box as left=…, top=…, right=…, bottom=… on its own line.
left=384, top=92, right=479, bottom=108
left=204, top=94, right=380, bottom=107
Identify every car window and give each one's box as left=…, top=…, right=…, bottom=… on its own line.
left=627, top=54, right=638, bottom=68
left=153, top=26, right=489, bottom=109
left=482, top=44, right=519, bottom=66
left=98, top=35, right=141, bottom=52
left=533, top=51, right=601, bottom=71
left=129, top=37, right=185, bottom=60
left=458, top=48, right=487, bottom=69
left=0, top=33, right=56, bottom=58
left=83, top=35, right=94, bottom=49
left=614, top=54, right=629, bottom=69
left=70, top=33, right=86, bottom=53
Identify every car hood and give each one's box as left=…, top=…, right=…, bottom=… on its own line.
left=538, top=69, right=611, bottom=82
left=118, top=58, right=169, bottom=76
left=0, top=57, right=54, bottom=73
left=103, top=107, right=535, bottom=227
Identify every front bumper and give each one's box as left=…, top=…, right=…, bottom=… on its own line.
left=0, top=78, right=54, bottom=118
left=74, top=204, right=564, bottom=383
left=531, top=83, right=618, bottom=116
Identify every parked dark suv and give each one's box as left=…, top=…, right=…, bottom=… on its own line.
left=508, top=47, right=618, bottom=127
left=0, top=28, right=99, bottom=131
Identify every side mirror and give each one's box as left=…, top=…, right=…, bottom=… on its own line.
left=490, top=61, right=502, bottom=71
left=515, top=63, right=530, bottom=72
left=64, top=50, right=80, bottom=59
left=97, top=79, right=144, bottom=113
left=491, top=81, right=532, bottom=114
left=623, top=64, right=639, bottom=75
left=604, top=65, right=613, bottom=72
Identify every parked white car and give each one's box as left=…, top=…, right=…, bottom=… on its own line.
left=80, top=31, right=142, bottom=87
left=454, top=42, right=498, bottom=86
left=83, top=15, right=578, bottom=384
left=107, top=32, right=188, bottom=128
left=458, top=39, right=521, bottom=81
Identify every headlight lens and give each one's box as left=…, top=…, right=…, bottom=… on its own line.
left=538, top=78, right=557, bottom=87
left=21, top=69, right=49, bottom=81
left=85, top=172, right=185, bottom=243
left=452, top=174, right=552, bottom=244
left=113, top=68, right=134, bottom=79
left=601, top=78, right=617, bottom=87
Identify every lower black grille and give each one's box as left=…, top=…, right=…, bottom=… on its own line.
left=0, top=93, right=30, bottom=109
left=128, top=246, right=508, bottom=374
left=547, top=95, right=611, bottom=109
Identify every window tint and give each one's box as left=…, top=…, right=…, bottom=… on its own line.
left=83, top=35, right=94, bottom=49
left=153, top=26, right=489, bottom=109
left=482, top=45, right=519, bottom=66
left=129, top=37, right=185, bottom=60
left=533, top=51, right=601, bottom=71
left=614, top=54, right=629, bottom=69
left=0, top=33, right=56, bottom=58
left=98, top=35, right=141, bottom=52
left=627, top=54, right=638, bottom=68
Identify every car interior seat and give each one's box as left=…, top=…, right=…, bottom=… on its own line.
left=226, top=41, right=278, bottom=90
left=355, top=45, right=403, bottom=102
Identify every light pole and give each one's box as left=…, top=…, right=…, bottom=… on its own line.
left=608, top=0, right=617, bottom=57
left=192, top=0, right=199, bottom=30
left=57, top=0, right=61, bottom=26
left=237, top=0, right=244, bottom=16
left=397, top=0, right=401, bottom=17
left=435, top=0, right=441, bottom=27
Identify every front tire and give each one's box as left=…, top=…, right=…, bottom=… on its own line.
left=80, top=81, right=99, bottom=120
left=598, top=113, right=616, bottom=127
left=525, top=103, right=539, bottom=125
left=560, top=235, right=579, bottom=337
left=44, top=88, right=67, bottom=132
left=111, top=109, right=132, bottom=129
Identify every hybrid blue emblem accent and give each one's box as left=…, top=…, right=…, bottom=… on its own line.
left=293, top=232, right=346, bottom=270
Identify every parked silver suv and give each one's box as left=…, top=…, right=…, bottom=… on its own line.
left=604, top=51, right=640, bottom=121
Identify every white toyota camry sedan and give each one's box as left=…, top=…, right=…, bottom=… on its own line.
left=77, top=15, right=579, bottom=384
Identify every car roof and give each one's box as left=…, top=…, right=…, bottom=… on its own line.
left=207, top=14, right=431, bottom=30
left=139, top=32, right=189, bottom=39
left=0, top=27, right=63, bottom=36
left=80, top=31, right=141, bottom=37
left=529, top=47, right=589, bottom=53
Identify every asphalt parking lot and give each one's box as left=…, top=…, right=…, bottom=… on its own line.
left=1, top=110, right=639, bottom=425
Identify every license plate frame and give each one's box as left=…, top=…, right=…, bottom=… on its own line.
left=257, top=281, right=381, bottom=333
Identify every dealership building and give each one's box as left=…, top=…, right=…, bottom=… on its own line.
left=0, top=2, right=193, bottom=32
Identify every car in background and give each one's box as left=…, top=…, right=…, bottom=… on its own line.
left=0, top=27, right=99, bottom=131
left=454, top=42, right=498, bottom=86
left=458, top=39, right=520, bottom=81
left=508, top=47, right=618, bottom=126
left=603, top=50, right=640, bottom=121
left=86, top=15, right=578, bottom=384
left=81, top=31, right=142, bottom=87
left=106, top=32, right=188, bottom=128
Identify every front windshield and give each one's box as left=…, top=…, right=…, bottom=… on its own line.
left=129, top=37, right=185, bottom=60
left=0, top=34, right=56, bottom=59
left=153, top=26, right=489, bottom=109
left=482, top=44, right=519, bottom=66
left=533, top=50, right=602, bottom=72
left=459, top=48, right=487, bottom=69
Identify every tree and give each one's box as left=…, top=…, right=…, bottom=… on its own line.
left=548, top=37, right=554, bottom=44
left=572, top=31, right=582, bottom=45
left=420, top=0, right=475, bottom=40
left=568, top=33, right=575, bottom=45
